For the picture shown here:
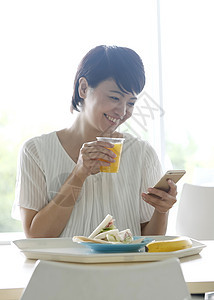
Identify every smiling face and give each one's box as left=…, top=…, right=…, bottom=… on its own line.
left=79, top=78, right=137, bottom=135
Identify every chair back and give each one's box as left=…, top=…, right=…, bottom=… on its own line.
left=20, top=258, right=191, bottom=300
left=176, top=183, right=214, bottom=240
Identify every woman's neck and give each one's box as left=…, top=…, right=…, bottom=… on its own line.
left=69, top=114, right=101, bottom=144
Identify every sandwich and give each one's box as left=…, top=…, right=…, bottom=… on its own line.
left=88, top=214, right=116, bottom=239
left=73, top=214, right=134, bottom=244
left=88, top=214, right=133, bottom=243
left=117, top=229, right=133, bottom=243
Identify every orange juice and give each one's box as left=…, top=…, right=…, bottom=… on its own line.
left=100, top=143, right=123, bottom=173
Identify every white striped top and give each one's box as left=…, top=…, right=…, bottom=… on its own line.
left=12, top=132, right=163, bottom=237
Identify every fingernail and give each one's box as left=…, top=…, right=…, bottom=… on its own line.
left=142, top=193, right=147, bottom=201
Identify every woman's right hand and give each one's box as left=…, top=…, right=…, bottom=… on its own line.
left=75, top=140, right=117, bottom=177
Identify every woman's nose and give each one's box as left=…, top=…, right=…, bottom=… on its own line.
left=115, top=102, right=127, bottom=118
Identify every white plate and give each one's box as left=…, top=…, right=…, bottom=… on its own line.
left=12, top=236, right=206, bottom=264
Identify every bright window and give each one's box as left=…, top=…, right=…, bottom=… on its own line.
left=160, top=0, right=214, bottom=187
left=0, top=0, right=160, bottom=233
left=1, top=0, right=213, bottom=235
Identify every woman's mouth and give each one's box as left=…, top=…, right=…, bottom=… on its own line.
left=104, top=113, right=121, bottom=124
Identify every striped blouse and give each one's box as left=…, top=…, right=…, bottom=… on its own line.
left=12, top=132, right=163, bottom=237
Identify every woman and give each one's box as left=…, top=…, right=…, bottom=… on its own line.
left=12, top=45, right=177, bottom=238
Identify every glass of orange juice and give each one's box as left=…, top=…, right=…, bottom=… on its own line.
left=96, top=137, right=125, bottom=173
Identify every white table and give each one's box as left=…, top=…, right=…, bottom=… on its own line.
left=0, top=241, right=213, bottom=300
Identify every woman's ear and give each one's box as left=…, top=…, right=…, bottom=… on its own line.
left=78, top=77, right=89, bottom=99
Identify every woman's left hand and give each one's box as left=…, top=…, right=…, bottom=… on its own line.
left=142, top=180, right=177, bottom=214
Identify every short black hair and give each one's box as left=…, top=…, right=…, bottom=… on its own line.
left=72, top=45, right=145, bottom=111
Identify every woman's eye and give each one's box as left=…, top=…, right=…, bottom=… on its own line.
left=127, top=102, right=135, bottom=107
left=110, top=96, right=120, bottom=101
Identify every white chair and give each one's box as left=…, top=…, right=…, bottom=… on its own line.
left=176, top=183, right=214, bottom=240
left=20, top=257, right=191, bottom=300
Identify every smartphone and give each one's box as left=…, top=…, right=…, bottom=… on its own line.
left=151, top=170, right=186, bottom=193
